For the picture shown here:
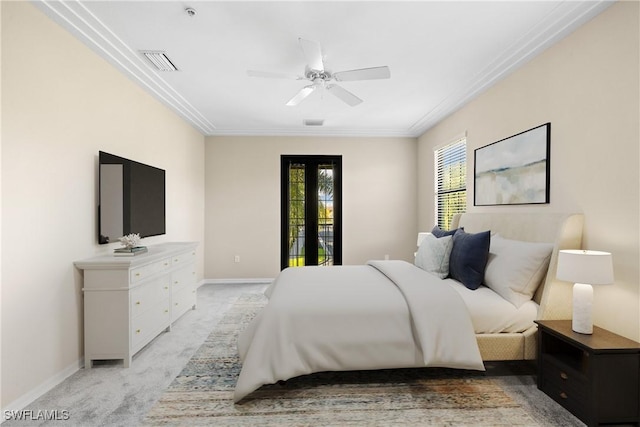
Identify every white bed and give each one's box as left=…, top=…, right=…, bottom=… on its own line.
left=234, top=212, right=584, bottom=402
left=446, top=281, right=539, bottom=334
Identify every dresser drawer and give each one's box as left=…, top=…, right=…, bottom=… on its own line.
left=171, top=250, right=196, bottom=267
left=171, top=284, right=196, bottom=323
left=130, top=257, right=172, bottom=283
left=130, top=276, right=171, bottom=316
left=171, top=263, right=196, bottom=294
left=131, top=298, right=171, bottom=351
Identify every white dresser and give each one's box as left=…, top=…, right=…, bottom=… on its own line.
left=75, top=242, right=198, bottom=368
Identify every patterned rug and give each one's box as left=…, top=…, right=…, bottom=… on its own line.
left=143, top=293, right=540, bottom=426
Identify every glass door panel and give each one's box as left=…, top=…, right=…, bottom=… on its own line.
left=281, top=156, right=341, bottom=270
left=317, top=163, right=334, bottom=266
left=287, top=163, right=305, bottom=267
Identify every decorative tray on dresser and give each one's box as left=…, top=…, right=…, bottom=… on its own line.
left=75, top=242, right=198, bottom=368
left=535, top=319, right=640, bottom=427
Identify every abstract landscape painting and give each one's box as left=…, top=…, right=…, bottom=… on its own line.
left=474, top=123, right=550, bottom=206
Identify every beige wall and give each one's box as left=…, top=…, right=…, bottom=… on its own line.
left=205, top=136, right=417, bottom=279
left=2, top=0, right=638, bottom=414
left=418, top=1, right=640, bottom=341
left=1, top=2, right=205, bottom=408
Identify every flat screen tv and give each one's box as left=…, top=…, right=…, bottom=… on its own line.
left=98, top=151, right=166, bottom=244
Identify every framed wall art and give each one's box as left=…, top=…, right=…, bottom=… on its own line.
left=474, top=123, right=550, bottom=206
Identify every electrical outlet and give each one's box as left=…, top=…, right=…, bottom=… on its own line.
left=234, top=255, right=240, bottom=263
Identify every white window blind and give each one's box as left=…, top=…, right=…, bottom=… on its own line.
left=434, top=137, right=467, bottom=230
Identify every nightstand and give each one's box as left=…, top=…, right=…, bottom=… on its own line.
left=535, top=320, right=640, bottom=427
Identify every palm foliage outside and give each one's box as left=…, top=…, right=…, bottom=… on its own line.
left=288, top=166, right=334, bottom=266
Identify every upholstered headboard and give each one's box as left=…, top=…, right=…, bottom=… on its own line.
left=450, top=212, right=584, bottom=320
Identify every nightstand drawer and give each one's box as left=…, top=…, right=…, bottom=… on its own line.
left=540, top=355, right=587, bottom=402
left=540, top=378, right=588, bottom=422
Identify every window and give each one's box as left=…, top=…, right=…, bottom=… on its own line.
left=434, top=136, right=467, bottom=230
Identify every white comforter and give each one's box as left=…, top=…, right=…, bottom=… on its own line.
left=234, top=260, right=484, bottom=402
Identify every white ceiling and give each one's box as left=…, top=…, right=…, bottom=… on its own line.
left=35, top=1, right=612, bottom=137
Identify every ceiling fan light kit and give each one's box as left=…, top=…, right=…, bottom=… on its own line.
left=248, top=38, right=390, bottom=107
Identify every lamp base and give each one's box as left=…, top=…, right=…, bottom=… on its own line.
left=572, top=283, right=593, bottom=334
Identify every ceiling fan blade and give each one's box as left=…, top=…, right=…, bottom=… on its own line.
left=333, top=66, right=391, bottom=82
left=326, top=84, right=362, bottom=106
left=299, top=38, right=324, bottom=72
left=247, top=70, right=301, bottom=80
left=286, top=85, right=317, bottom=106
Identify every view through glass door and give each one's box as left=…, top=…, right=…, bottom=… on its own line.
left=281, top=155, right=342, bottom=270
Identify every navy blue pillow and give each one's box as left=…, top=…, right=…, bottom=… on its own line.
left=449, top=229, right=491, bottom=290
left=431, top=225, right=461, bottom=238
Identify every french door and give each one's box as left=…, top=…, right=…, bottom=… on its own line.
left=281, top=155, right=342, bottom=270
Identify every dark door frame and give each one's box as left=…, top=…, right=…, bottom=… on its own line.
left=280, top=155, right=342, bottom=270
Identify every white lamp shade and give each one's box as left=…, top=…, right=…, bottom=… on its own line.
left=557, top=250, right=614, bottom=285
left=417, top=232, right=432, bottom=247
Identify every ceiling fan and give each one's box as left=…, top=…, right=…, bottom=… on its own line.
left=247, top=38, right=390, bottom=107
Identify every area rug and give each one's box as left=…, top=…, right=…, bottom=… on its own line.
left=143, top=293, right=540, bottom=426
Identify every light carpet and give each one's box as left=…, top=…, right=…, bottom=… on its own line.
left=143, top=293, right=542, bottom=426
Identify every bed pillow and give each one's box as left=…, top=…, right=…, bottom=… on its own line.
left=431, top=225, right=460, bottom=238
left=448, top=229, right=491, bottom=290
left=484, top=234, right=553, bottom=308
left=415, top=233, right=454, bottom=279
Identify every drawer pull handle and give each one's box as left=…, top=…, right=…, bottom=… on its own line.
left=135, top=301, right=141, bottom=305
left=175, top=302, right=179, bottom=306
left=135, top=273, right=140, bottom=277
left=164, top=309, right=169, bottom=313
left=175, top=281, right=179, bottom=284
left=175, top=259, right=179, bottom=262
left=559, top=392, right=568, bottom=399
left=560, top=372, right=568, bottom=380
left=164, top=286, right=169, bottom=290
left=136, top=329, right=141, bottom=334
left=164, top=262, right=169, bottom=266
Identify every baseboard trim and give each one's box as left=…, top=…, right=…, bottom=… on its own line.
left=1, top=357, right=83, bottom=418
left=1, top=280, right=269, bottom=419
left=202, top=278, right=273, bottom=285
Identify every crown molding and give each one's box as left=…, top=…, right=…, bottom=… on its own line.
left=207, top=128, right=419, bottom=138
left=409, top=0, right=614, bottom=136
left=33, top=0, right=216, bottom=135
left=33, top=0, right=612, bottom=138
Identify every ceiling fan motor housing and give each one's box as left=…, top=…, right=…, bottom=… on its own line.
left=248, top=38, right=390, bottom=107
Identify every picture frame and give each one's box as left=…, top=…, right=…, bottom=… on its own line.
left=474, top=123, right=550, bottom=206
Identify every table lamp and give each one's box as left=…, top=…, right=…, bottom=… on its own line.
left=556, top=249, right=614, bottom=334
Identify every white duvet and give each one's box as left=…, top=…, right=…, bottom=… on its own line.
left=234, top=260, right=484, bottom=402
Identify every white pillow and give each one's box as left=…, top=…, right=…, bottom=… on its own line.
left=415, top=233, right=453, bottom=279
left=484, top=234, right=553, bottom=307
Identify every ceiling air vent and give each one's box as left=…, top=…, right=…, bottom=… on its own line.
left=140, top=50, right=178, bottom=71
left=304, top=119, right=324, bottom=127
